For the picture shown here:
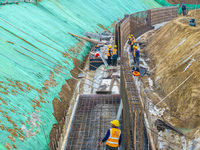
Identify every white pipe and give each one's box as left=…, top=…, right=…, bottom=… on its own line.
left=116, top=99, right=123, bottom=121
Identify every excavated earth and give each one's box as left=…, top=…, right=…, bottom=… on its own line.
left=142, top=10, right=200, bottom=137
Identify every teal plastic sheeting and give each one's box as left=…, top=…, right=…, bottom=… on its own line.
left=0, top=0, right=161, bottom=149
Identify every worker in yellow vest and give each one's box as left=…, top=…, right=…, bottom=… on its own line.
left=112, top=45, right=118, bottom=66
left=128, top=36, right=132, bottom=52
left=107, top=45, right=112, bottom=66
left=133, top=45, right=136, bottom=64
left=130, top=34, right=136, bottom=52
left=99, top=120, right=122, bottom=150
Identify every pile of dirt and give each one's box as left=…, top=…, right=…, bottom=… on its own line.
left=144, top=10, right=200, bottom=128
left=166, top=0, right=200, bottom=4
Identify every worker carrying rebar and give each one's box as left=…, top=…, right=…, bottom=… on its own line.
left=182, top=2, right=187, bottom=16
left=112, top=45, right=118, bottom=66
left=107, top=45, right=112, bottom=66
left=99, top=120, right=122, bottom=150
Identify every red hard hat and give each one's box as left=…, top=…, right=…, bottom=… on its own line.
left=95, top=52, right=100, bottom=57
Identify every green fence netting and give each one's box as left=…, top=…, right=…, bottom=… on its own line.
left=155, top=0, right=200, bottom=14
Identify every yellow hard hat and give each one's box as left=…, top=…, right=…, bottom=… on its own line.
left=111, top=120, right=119, bottom=127
left=114, top=45, right=117, bottom=48
left=96, top=45, right=99, bottom=47
left=135, top=46, right=138, bottom=49
left=109, top=45, right=112, bottom=48
left=129, top=36, right=131, bottom=38
left=131, top=34, right=133, bottom=36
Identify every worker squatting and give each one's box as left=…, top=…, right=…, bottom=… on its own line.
left=99, top=119, right=122, bottom=150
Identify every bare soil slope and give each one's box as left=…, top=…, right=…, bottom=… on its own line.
left=144, top=11, right=200, bottom=128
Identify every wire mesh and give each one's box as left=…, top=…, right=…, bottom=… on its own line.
left=65, top=94, right=122, bottom=150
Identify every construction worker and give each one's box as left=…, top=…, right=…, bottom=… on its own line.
left=132, top=45, right=136, bottom=64
left=130, top=34, right=136, bottom=52
left=107, top=45, right=112, bottom=66
left=128, top=36, right=131, bottom=52
left=112, top=45, right=118, bottom=66
left=182, top=2, right=187, bottom=16
left=99, top=120, right=122, bottom=150
left=135, top=46, right=140, bottom=66
left=96, top=45, right=100, bottom=51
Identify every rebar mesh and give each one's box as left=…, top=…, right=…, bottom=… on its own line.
left=120, top=52, right=144, bottom=150
left=65, top=94, right=122, bottom=150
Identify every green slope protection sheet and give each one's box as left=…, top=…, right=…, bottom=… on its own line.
left=0, top=0, right=161, bottom=149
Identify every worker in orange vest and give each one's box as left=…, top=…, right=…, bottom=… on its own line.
left=112, top=45, right=118, bottom=66
left=107, top=45, right=112, bottom=66
left=99, top=120, right=122, bottom=150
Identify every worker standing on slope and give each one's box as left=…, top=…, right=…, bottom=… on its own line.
left=182, top=2, right=187, bottom=16
left=99, top=120, right=122, bottom=150
left=107, top=45, right=112, bottom=66
left=112, top=45, right=118, bottom=66
left=135, top=46, right=140, bottom=67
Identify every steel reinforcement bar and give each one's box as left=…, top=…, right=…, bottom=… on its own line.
left=120, top=51, right=144, bottom=150
left=117, top=6, right=179, bottom=150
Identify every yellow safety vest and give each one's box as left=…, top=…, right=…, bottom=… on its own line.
left=106, top=128, right=121, bottom=147
left=112, top=48, right=117, bottom=55
left=131, top=39, right=136, bottom=45
left=107, top=48, right=111, bottom=56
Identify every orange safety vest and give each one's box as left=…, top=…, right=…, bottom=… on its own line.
left=106, top=128, right=121, bottom=147
left=107, top=48, right=111, bottom=56
left=133, top=49, right=136, bottom=57
left=112, top=48, right=117, bottom=55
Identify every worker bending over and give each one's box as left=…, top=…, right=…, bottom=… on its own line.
left=107, top=45, right=112, bottom=66
left=112, top=45, right=118, bottom=66
left=99, top=120, right=122, bottom=150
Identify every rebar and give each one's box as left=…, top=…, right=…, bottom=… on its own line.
left=65, top=94, right=121, bottom=150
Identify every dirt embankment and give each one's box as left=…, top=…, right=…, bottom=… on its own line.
left=166, top=0, right=200, bottom=4
left=144, top=12, right=200, bottom=128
